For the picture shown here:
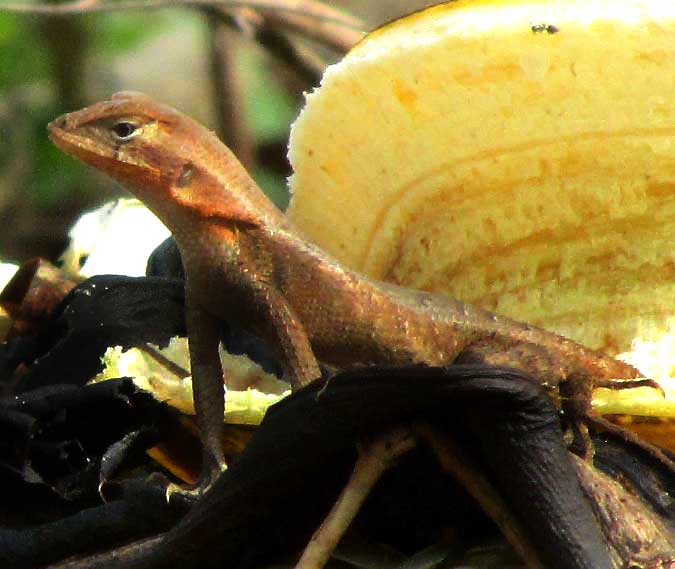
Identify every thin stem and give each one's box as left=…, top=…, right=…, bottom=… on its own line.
left=414, top=424, right=543, bottom=569
left=295, top=427, right=416, bottom=569
left=205, top=8, right=256, bottom=171
left=137, top=344, right=190, bottom=379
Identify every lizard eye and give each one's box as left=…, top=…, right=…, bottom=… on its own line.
left=111, top=121, right=139, bottom=141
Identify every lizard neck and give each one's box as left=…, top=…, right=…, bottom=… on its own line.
left=162, top=119, right=290, bottom=233
left=205, top=136, right=288, bottom=227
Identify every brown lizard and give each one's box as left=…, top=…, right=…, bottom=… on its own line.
left=48, top=91, right=654, bottom=492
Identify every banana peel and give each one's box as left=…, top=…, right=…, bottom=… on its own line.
left=288, top=0, right=675, bottom=445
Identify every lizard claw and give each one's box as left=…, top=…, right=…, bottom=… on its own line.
left=164, top=462, right=228, bottom=503
left=594, top=376, right=666, bottom=398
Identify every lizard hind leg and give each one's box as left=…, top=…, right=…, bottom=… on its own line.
left=456, top=340, right=599, bottom=460
left=454, top=339, right=561, bottom=396
left=553, top=371, right=675, bottom=476
left=455, top=340, right=670, bottom=466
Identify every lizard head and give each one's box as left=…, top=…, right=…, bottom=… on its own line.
left=48, top=92, right=272, bottom=230
left=49, top=92, right=183, bottom=191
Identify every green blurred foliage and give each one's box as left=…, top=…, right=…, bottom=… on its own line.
left=1, top=11, right=295, bottom=213
left=0, top=13, right=160, bottom=211
left=240, top=47, right=297, bottom=143
left=94, top=12, right=165, bottom=54
left=239, top=46, right=297, bottom=207
left=254, top=166, right=289, bottom=210
left=2, top=11, right=173, bottom=208
left=31, top=112, right=84, bottom=209
left=0, top=16, right=50, bottom=86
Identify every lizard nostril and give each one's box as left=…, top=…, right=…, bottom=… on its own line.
left=48, top=115, right=68, bottom=132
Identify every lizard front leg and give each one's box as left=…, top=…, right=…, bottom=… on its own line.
left=258, top=286, right=322, bottom=389
left=182, top=288, right=227, bottom=494
left=174, top=276, right=319, bottom=497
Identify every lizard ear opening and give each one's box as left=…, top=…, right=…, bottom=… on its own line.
left=176, top=163, right=194, bottom=188
left=170, top=164, right=259, bottom=227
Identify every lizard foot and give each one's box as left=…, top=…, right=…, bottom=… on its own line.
left=580, top=375, right=671, bottom=467
left=164, top=461, right=227, bottom=503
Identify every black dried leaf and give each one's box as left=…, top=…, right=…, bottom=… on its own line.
left=146, top=237, right=184, bottom=280
left=0, top=379, right=168, bottom=499
left=14, top=276, right=186, bottom=392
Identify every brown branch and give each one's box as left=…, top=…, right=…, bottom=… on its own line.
left=213, top=8, right=328, bottom=87
left=254, top=24, right=327, bottom=86
left=37, top=12, right=89, bottom=109
left=0, top=0, right=363, bottom=32
left=137, top=344, right=190, bottom=379
left=205, top=8, right=256, bottom=171
left=259, top=10, right=363, bottom=54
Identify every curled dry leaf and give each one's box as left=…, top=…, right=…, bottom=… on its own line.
left=0, top=258, right=78, bottom=338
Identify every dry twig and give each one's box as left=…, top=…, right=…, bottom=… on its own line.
left=414, top=424, right=543, bottom=568
left=295, top=427, right=416, bottom=569
left=255, top=8, right=363, bottom=53
left=0, top=0, right=363, bottom=32
left=206, top=8, right=257, bottom=170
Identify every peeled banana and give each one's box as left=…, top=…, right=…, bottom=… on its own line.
left=288, top=0, right=675, bottom=382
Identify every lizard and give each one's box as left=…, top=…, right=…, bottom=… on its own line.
left=48, top=91, right=657, bottom=494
